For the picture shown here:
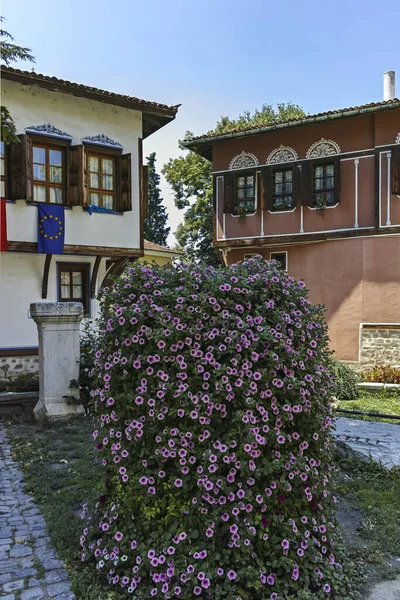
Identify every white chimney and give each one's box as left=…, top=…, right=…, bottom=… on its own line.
left=383, top=70, right=395, bottom=100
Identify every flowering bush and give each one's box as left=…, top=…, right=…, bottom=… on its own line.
left=360, top=364, right=400, bottom=384
left=81, top=257, right=349, bottom=599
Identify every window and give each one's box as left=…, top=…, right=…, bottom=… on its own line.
left=270, top=251, right=287, bottom=270
left=234, top=173, right=255, bottom=213
left=33, top=145, right=64, bottom=204
left=312, top=163, right=336, bottom=208
left=88, top=154, right=116, bottom=209
left=272, top=169, right=294, bottom=211
left=0, top=141, right=6, bottom=197
left=58, top=263, right=89, bottom=314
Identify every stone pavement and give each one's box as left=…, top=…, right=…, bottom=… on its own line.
left=0, top=422, right=75, bottom=600
left=367, top=577, right=400, bottom=600
left=334, top=417, right=400, bottom=468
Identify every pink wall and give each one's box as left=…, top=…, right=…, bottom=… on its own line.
left=227, top=236, right=400, bottom=361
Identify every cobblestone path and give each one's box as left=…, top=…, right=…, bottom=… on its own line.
left=0, top=422, right=75, bottom=600
left=334, top=417, right=400, bottom=468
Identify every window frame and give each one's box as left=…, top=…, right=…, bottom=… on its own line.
left=271, top=167, right=296, bottom=213
left=29, top=135, right=69, bottom=205
left=57, top=262, right=90, bottom=316
left=84, top=144, right=122, bottom=212
left=232, top=170, right=257, bottom=215
left=270, top=251, right=288, bottom=271
left=309, top=160, right=338, bottom=210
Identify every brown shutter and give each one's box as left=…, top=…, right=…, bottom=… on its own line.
left=291, top=165, right=297, bottom=206
left=142, top=164, right=149, bottom=218
left=301, top=162, right=313, bottom=207
left=262, top=167, right=273, bottom=210
left=67, top=145, right=86, bottom=206
left=223, top=172, right=234, bottom=213
left=7, top=135, right=32, bottom=201
left=392, top=146, right=400, bottom=195
left=334, top=157, right=341, bottom=204
left=118, top=153, right=132, bottom=212
left=256, top=170, right=262, bottom=211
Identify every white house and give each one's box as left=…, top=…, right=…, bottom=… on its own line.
left=0, top=67, right=178, bottom=378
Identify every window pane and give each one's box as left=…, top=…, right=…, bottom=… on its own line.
left=103, top=195, right=114, bottom=210
left=49, top=187, right=63, bottom=204
left=315, top=166, right=323, bottom=178
left=237, top=177, right=245, bottom=186
left=73, top=285, right=83, bottom=298
left=61, top=285, right=71, bottom=299
left=102, top=159, right=114, bottom=175
left=49, top=150, right=62, bottom=166
left=285, top=171, right=292, bottom=182
left=33, top=147, right=46, bottom=164
left=326, top=164, right=334, bottom=176
left=275, top=183, right=282, bottom=194
left=285, top=182, right=293, bottom=194
left=0, top=181, right=5, bottom=196
left=72, top=272, right=82, bottom=285
left=89, top=192, right=99, bottom=206
left=33, top=185, right=46, bottom=202
left=246, top=175, right=254, bottom=185
left=238, top=188, right=245, bottom=199
left=61, top=271, right=70, bottom=285
left=326, top=177, right=334, bottom=189
left=247, top=186, right=254, bottom=197
left=89, top=156, right=99, bottom=172
left=275, top=172, right=283, bottom=183
left=50, top=166, right=62, bottom=183
left=34, top=164, right=46, bottom=181
left=90, top=173, right=99, bottom=188
left=102, top=175, right=114, bottom=190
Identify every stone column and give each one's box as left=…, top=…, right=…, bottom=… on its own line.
left=30, top=302, right=85, bottom=419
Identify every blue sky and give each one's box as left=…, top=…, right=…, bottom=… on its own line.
left=3, top=0, right=400, bottom=244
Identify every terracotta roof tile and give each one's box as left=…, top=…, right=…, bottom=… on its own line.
left=144, top=240, right=182, bottom=254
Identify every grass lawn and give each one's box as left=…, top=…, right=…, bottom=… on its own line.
left=337, top=390, right=400, bottom=423
left=4, top=415, right=400, bottom=599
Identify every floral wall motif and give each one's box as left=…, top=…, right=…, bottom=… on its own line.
left=229, top=151, right=259, bottom=170
left=306, top=138, right=341, bottom=159
left=267, top=145, right=298, bottom=165
left=81, top=134, right=123, bottom=149
left=25, top=123, right=72, bottom=140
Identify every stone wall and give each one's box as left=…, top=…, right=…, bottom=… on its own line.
left=0, top=355, right=39, bottom=382
left=360, top=326, right=400, bottom=365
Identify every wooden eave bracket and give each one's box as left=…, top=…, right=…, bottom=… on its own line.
left=90, top=256, right=102, bottom=299
left=41, top=254, right=52, bottom=299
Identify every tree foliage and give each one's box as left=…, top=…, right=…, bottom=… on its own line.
left=144, top=152, right=170, bottom=246
left=1, top=17, right=35, bottom=144
left=162, top=103, right=306, bottom=265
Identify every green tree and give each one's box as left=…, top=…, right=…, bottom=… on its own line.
left=163, top=103, right=306, bottom=265
left=1, top=18, right=35, bottom=144
left=144, top=152, right=170, bottom=246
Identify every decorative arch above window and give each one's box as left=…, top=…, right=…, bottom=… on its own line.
left=229, top=151, right=259, bottom=170
left=25, top=123, right=72, bottom=141
left=306, top=138, right=341, bottom=159
left=266, top=145, right=298, bottom=165
left=396, top=132, right=400, bottom=144
left=81, top=134, right=123, bottom=150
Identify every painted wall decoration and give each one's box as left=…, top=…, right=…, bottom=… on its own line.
left=229, top=151, right=259, bottom=170
left=267, top=145, right=298, bottom=164
left=306, top=138, right=341, bottom=159
left=25, top=123, right=72, bottom=140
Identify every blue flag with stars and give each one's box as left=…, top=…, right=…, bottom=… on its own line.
left=38, top=204, right=65, bottom=254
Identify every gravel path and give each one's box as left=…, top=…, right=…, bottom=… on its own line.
left=0, top=422, right=75, bottom=600
left=334, top=417, right=400, bottom=468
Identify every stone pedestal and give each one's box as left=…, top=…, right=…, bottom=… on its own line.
left=30, top=302, right=85, bottom=419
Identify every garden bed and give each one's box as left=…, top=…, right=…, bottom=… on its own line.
left=337, top=390, right=400, bottom=423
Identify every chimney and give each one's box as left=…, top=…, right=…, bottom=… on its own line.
left=383, top=70, right=395, bottom=100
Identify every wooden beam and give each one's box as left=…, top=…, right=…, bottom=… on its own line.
left=213, top=225, right=400, bottom=249
left=101, top=256, right=135, bottom=289
left=90, top=256, right=102, bottom=299
left=8, top=241, right=143, bottom=258
left=41, top=254, right=52, bottom=299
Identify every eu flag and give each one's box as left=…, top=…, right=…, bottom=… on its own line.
left=38, top=204, right=65, bottom=254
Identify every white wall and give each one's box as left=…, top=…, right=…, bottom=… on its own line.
left=2, top=79, right=142, bottom=250
left=0, top=252, right=107, bottom=348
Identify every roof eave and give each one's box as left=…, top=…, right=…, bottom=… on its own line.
left=182, top=101, right=400, bottom=158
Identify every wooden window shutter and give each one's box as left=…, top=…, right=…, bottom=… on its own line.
left=301, top=162, right=313, bottom=206
left=392, top=146, right=400, bottom=195
left=7, top=135, right=33, bottom=201
left=118, top=153, right=132, bottom=212
left=334, top=157, right=341, bottom=204
left=142, top=164, right=149, bottom=218
left=291, top=165, right=298, bottom=205
left=67, top=145, right=86, bottom=206
left=223, top=173, right=234, bottom=213
left=262, top=167, right=273, bottom=210
left=256, top=170, right=262, bottom=210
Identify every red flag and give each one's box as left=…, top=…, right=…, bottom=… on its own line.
left=0, top=198, right=7, bottom=252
